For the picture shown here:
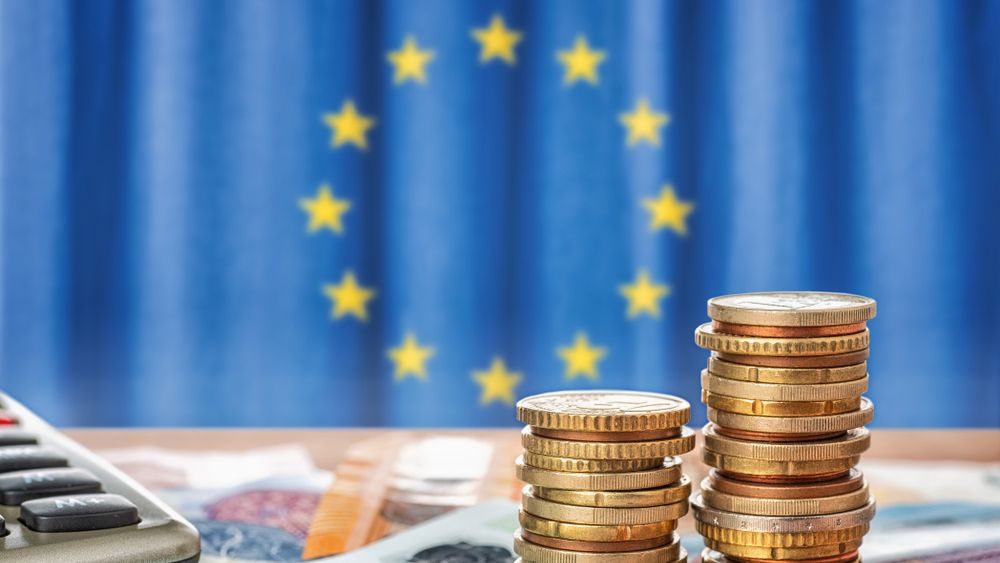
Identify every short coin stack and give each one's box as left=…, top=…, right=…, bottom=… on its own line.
left=692, top=292, right=877, bottom=563
left=513, top=391, right=696, bottom=563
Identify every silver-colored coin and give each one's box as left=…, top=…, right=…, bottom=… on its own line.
left=692, top=494, right=876, bottom=533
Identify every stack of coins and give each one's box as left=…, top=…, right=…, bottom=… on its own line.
left=513, top=391, right=696, bottom=563
left=692, top=292, right=877, bottom=563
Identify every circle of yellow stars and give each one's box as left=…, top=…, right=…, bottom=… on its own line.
left=299, top=14, right=695, bottom=408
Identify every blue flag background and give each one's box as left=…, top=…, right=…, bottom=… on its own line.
left=1, top=0, right=998, bottom=427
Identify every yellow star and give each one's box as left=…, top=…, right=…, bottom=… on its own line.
left=643, top=185, right=695, bottom=236
left=299, top=184, right=350, bottom=234
left=619, top=98, right=670, bottom=146
left=387, top=332, right=435, bottom=381
left=322, top=271, right=376, bottom=322
left=473, top=357, right=522, bottom=405
left=387, top=36, right=435, bottom=85
left=472, top=15, right=523, bottom=65
left=557, top=332, right=607, bottom=380
left=322, top=100, right=376, bottom=150
left=619, top=270, right=671, bottom=319
left=556, top=36, right=606, bottom=85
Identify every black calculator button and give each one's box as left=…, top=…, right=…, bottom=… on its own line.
left=0, top=431, right=38, bottom=447
left=21, top=493, right=139, bottom=533
left=0, top=468, right=102, bottom=505
left=0, top=446, right=68, bottom=473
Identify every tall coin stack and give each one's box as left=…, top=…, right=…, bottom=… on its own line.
left=692, top=292, right=877, bottom=563
left=513, top=391, right=696, bottom=563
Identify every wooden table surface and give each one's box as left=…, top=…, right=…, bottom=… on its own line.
left=67, top=429, right=1000, bottom=470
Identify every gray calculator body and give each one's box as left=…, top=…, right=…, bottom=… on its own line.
left=0, top=392, right=200, bottom=562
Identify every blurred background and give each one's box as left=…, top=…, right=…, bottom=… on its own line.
left=1, top=0, right=997, bottom=428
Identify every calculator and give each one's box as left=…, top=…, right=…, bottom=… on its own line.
left=0, top=392, right=200, bottom=562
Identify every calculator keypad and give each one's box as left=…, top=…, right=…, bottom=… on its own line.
left=0, top=431, right=38, bottom=447
left=0, top=467, right=103, bottom=505
left=20, top=493, right=140, bottom=533
left=0, top=446, right=68, bottom=473
left=0, top=394, right=200, bottom=562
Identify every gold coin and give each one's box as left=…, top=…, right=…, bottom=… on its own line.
left=701, top=479, right=871, bottom=516
left=696, top=522, right=870, bottom=548
left=514, top=530, right=681, bottom=563
left=707, top=397, right=873, bottom=434
left=519, top=510, right=677, bottom=542
left=706, top=538, right=863, bottom=560
left=534, top=476, right=692, bottom=508
left=521, top=426, right=696, bottom=460
left=702, top=370, right=868, bottom=400
left=703, top=390, right=861, bottom=417
left=696, top=323, right=869, bottom=356
left=522, top=486, right=688, bottom=525
left=520, top=528, right=675, bottom=552
left=516, top=455, right=683, bottom=491
left=708, top=357, right=867, bottom=384
left=700, top=549, right=861, bottom=563
left=692, top=495, right=877, bottom=533
left=516, top=390, right=690, bottom=432
left=702, top=450, right=860, bottom=477
left=707, top=292, right=876, bottom=327
left=522, top=451, right=664, bottom=473
left=703, top=424, right=870, bottom=461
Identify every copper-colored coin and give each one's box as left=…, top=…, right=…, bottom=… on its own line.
left=530, top=427, right=682, bottom=442
left=695, top=323, right=869, bottom=356
left=712, top=321, right=868, bottom=338
left=519, top=528, right=674, bottom=553
left=714, top=427, right=847, bottom=442
left=716, top=349, right=868, bottom=368
left=709, top=469, right=865, bottom=499
left=514, top=530, right=682, bottom=563
left=701, top=548, right=861, bottom=563
left=716, top=469, right=852, bottom=484
left=736, top=553, right=860, bottom=563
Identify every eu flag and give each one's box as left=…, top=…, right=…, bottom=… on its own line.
left=1, top=0, right=998, bottom=427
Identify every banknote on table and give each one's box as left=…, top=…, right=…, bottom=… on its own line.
left=324, top=500, right=518, bottom=562
left=159, top=472, right=334, bottom=563
left=98, top=444, right=318, bottom=489
left=301, top=433, right=522, bottom=558
left=858, top=460, right=1000, bottom=562
left=99, top=445, right=333, bottom=562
